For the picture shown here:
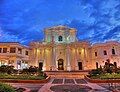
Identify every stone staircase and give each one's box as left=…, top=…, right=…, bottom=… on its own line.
left=45, top=71, right=89, bottom=78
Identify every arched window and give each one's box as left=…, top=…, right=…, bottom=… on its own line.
left=58, top=36, right=63, bottom=41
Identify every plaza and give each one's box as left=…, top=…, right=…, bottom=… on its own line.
left=9, top=78, right=117, bottom=92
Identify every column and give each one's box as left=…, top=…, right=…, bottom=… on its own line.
left=53, top=47, right=56, bottom=70
left=51, top=45, right=56, bottom=71
left=43, top=48, right=46, bottom=71
left=66, top=45, right=71, bottom=71
left=13, top=59, right=17, bottom=69
left=75, top=47, right=78, bottom=70
left=51, top=46, right=55, bottom=71
left=83, top=48, right=87, bottom=70
left=35, top=48, right=38, bottom=67
left=16, top=47, right=18, bottom=54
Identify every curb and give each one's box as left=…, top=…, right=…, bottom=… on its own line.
left=0, top=77, right=50, bottom=83
left=85, top=76, right=120, bottom=83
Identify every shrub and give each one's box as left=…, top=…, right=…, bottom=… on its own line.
left=28, top=66, right=38, bottom=73
left=89, top=68, right=102, bottom=76
left=0, top=83, right=15, bottom=92
left=21, top=66, right=38, bottom=74
left=116, top=68, right=120, bottom=74
left=21, top=68, right=29, bottom=74
left=0, top=65, right=15, bottom=74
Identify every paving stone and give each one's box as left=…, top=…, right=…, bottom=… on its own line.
left=75, top=79, right=87, bottom=84
left=64, top=79, right=75, bottom=84
left=9, top=83, right=44, bottom=92
left=52, top=79, right=63, bottom=84
left=98, top=83, right=120, bottom=92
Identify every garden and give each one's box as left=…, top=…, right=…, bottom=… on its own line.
left=87, top=60, right=120, bottom=91
left=0, top=65, right=47, bottom=80
left=0, top=65, right=48, bottom=92
left=88, top=60, right=120, bottom=79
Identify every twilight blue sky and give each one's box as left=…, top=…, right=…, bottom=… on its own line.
left=0, top=0, right=120, bottom=45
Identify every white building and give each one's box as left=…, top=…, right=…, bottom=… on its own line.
left=0, top=26, right=120, bottom=71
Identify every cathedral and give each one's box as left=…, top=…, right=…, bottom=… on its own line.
left=0, top=25, right=120, bottom=71
left=29, top=25, right=120, bottom=71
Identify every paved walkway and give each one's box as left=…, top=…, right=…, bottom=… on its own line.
left=39, top=78, right=110, bottom=92
left=8, top=78, right=112, bottom=92
left=9, top=83, right=44, bottom=92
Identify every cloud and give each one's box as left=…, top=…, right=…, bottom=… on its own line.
left=0, top=0, right=120, bottom=45
left=103, top=26, right=120, bottom=40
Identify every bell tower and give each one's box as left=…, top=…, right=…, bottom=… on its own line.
left=44, top=25, right=77, bottom=44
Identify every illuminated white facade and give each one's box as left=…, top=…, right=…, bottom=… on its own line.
left=30, top=26, right=93, bottom=71
left=91, top=41, right=120, bottom=68
left=0, top=26, right=120, bottom=71
left=0, top=42, right=29, bottom=69
left=29, top=26, right=120, bottom=71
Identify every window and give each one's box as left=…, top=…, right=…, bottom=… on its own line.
left=0, top=48, right=2, bottom=53
left=112, top=48, right=115, bottom=55
left=10, top=47, right=16, bottom=53
left=3, top=48, right=7, bottom=53
left=103, top=50, right=107, bottom=55
left=58, top=36, right=63, bottom=41
left=114, top=62, right=117, bottom=67
left=25, top=51, right=28, bottom=55
left=96, top=62, right=98, bottom=69
left=18, top=48, right=22, bottom=54
left=95, top=52, right=97, bottom=56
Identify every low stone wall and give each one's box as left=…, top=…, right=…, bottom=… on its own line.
left=85, top=76, right=120, bottom=83
left=45, top=71, right=89, bottom=78
left=0, top=76, right=50, bottom=83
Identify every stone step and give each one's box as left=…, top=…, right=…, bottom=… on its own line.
left=45, top=71, right=89, bottom=78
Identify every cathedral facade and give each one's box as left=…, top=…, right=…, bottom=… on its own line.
left=0, top=25, right=120, bottom=71
left=29, top=26, right=120, bottom=71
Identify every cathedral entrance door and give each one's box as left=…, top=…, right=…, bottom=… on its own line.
left=78, top=62, right=82, bottom=70
left=39, top=62, right=43, bottom=71
left=58, top=59, right=64, bottom=70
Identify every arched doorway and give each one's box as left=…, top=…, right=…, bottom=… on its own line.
left=78, top=62, right=82, bottom=70
left=58, top=59, right=64, bottom=70
left=39, top=62, right=43, bottom=71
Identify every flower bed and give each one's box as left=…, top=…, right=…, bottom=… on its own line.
left=0, top=73, right=50, bottom=83
left=89, top=73, right=120, bottom=79
left=0, top=76, right=50, bottom=83
left=85, top=75, right=120, bottom=83
left=0, top=73, right=45, bottom=80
